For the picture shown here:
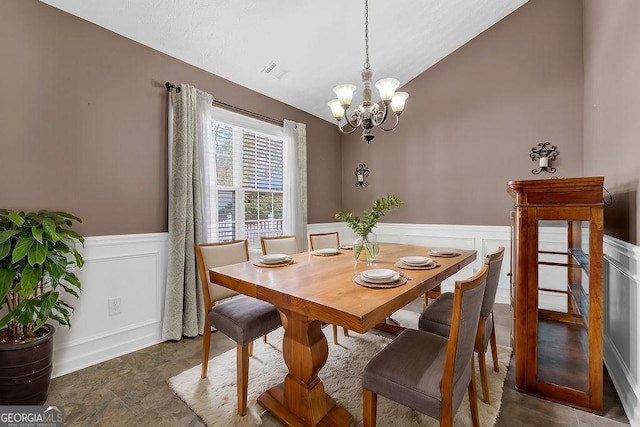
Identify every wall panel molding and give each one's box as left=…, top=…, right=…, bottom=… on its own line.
left=603, top=235, right=640, bottom=427
left=52, top=233, right=168, bottom=377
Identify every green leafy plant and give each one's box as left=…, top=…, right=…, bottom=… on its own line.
left=0, top=210, right=84, bottom=342
left=335, top=194, right=402, bottom=238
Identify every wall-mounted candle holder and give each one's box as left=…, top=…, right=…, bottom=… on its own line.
left=355, top=164, right=369, bottom=187
left=530, top=142, right=559, bottom=175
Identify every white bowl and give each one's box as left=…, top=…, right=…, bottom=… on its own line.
left=361, top=269, right=399, bottom=283
left=429, top=248, right=455, bottom=255
left=259, top=254, right=289, bottom=264
left=315, top=248, right=340, bottom=255
left=400, top=256, right=432, bottom=266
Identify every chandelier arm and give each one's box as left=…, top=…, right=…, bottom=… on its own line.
left=336, top=121, right=359, bottom=135
left=379, top=114, right=400, bottom=131
left=344, top=109, right=363, bottom=129
left=370, top=101, right=390, bottom=127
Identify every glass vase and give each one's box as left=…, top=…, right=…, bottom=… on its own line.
left=353, top=233, right=379, bottom=263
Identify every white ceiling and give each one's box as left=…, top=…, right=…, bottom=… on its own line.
left=40, top=0, right=528, bottom=123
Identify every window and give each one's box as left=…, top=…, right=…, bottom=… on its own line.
left=207, top=108, right=285, bottom=249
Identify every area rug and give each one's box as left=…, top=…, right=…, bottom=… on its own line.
left=168, top=310, right=512, bottom=427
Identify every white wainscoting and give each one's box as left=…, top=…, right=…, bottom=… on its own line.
left=50, top=225, right=640, bottom=426
left=52, top=233, right=168, bottom=378
left=603, top=235, right=640, bottom=427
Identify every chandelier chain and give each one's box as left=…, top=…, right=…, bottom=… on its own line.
left=364, top=0, right=370, bottom=69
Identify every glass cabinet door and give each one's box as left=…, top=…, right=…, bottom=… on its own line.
left=536, top=221, right=590, bottom=392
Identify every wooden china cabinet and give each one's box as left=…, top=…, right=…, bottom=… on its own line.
left=507, top=176, right=604, bottom=414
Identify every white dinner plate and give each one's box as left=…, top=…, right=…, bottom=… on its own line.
left=314, top=248, right=340, bottom=255
left=360, top=269, right=400, bottom=283
left=259, top=254, right=289, bottom=264
left=400, top=256, right=432, bottom=266
left=429, top=248, right=455, bottom=255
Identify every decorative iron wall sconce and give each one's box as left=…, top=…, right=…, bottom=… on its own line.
left=530, top=142, right=559, bottom=175
left=355, top=164, right=370, bottom=187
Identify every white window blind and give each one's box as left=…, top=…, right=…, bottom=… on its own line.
left=209, top=108, right=285, bottom=249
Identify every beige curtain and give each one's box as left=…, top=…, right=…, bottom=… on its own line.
left=162, top=84, right=213, bottom=340
left=283, top=120, right=308, bottom=251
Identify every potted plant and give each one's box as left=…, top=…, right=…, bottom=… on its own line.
left=335, top=195, right=401, bottom=262
left=0, top=209, right=84, bottom=404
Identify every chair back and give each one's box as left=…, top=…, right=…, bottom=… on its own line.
left=195, top=240, right=249, bottom=307
left=261, top=235, right=298, bottom=255
left=442, top=264, right=489, bottom=397
left=480, top=247, right=505, bottom=318
left=308, top=232, right=340, bottom=251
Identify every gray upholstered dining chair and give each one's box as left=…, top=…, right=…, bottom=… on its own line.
left=260, top=235, right=299, bottom=255
left=363, top=264, right=489, bottom=427
left=195, top=240, right=282, bottom=416
left=419, top=246, right=505, bottom=404
left=308, top=231, right=341, bottom=251
left=307, top=231, right=350, bottom=344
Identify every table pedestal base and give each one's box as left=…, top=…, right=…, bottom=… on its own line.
left=258, top=383, right=353, bottom=427
left=258, top=311, right=354, bottom=426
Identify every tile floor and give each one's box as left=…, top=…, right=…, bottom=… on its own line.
left=46, top=302, right=630, bottom=426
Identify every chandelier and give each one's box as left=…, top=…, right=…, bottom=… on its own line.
left=327, top=0, right=409, bottom=143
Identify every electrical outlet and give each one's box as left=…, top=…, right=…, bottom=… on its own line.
left=108, top=297, right=122, bottom=316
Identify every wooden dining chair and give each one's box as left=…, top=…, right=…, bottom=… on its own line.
left=418, top=246, right=505, bottom=404
left=260, top=235, right=299, bottom=255
left=308, top=231, right=341, bottom=251
left=363, top=264, right=488, bottom=427
left=307, top=231, right=350, bottom=344
left=424, top=285, right=442, bottom=308
left=195, top=240, right=282, bottom=416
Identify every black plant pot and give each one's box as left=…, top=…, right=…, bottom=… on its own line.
left=0, top=324, right=55, bottom=405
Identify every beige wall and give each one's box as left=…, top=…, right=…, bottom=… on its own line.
left=340, top=0, right=584, bottom=227
left=5, top=0, right=637, bottom=245
left=0, top=0, right=342, bottom=237
left=584, top=0, right=640, bottom=245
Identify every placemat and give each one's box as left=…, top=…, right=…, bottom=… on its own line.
left=353, top=274, right=407, bottom=289
left=394, top=261, right=440, bottom=270
left=427, top=252, right=461, bottom=258
left=253, top=259, right=295, bottom=268
left=311, top=251, right=342, bottom=257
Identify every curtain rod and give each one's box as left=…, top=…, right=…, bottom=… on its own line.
left=165, top=81, right=284, bottom=127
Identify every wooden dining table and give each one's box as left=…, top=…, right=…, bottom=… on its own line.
left=209, top=243, right=476, bottom=426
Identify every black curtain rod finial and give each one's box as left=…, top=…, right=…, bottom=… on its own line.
left=165, top=81, right=181, bottom=93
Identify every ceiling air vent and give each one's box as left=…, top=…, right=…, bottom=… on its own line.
left=263, top=62, right=288, bottom=80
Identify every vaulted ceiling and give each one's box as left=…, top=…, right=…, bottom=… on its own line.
left=40, top=0, right=528, bottom=123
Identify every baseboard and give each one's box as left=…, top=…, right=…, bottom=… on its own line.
left=604, top=333, right=640, bottom=427
left=53, top=320, right=162, bottom=377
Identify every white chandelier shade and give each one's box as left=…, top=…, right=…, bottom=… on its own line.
left=327, top=0, right=409, bottom=143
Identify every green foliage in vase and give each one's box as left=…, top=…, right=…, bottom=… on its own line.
left=0, top=210, right=85, bottom=341
left=335, top=194, right=402, bottom=237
